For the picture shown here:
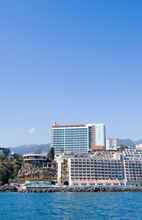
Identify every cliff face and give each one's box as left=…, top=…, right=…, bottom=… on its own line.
left=18, top=162, right=57, bottom=182
left=0, top=184, right=18, bottom=192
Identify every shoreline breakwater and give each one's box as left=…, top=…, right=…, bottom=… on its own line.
left=1, top=184, right=142, bottom=193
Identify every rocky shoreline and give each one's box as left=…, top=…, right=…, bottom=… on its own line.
left=0, top=184, right=18, bottom=192
left=24, top=186, right=142, bottom=193
left=1, top=185, right=142, bottom=192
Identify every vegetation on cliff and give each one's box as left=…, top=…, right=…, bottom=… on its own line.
left=0, top=147, right=55, bottom=185
left=0, top=149, right=23, bottom=185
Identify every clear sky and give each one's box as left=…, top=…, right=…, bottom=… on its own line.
left=0, top=0, right=142, bottom=145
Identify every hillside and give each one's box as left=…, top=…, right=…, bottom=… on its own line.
left=10, top=144, right=50, bottom=155
left=118, top=139, right=135, bottom=146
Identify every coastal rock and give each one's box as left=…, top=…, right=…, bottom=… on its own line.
left=0, top=184, right=18, bottom=192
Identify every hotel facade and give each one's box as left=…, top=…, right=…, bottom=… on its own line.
left=51, top=123, right=106, bottom=155
left=59, top=150, right=142, bottom=186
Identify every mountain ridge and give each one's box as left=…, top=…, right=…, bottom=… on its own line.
left=10, top=144, right=50, bottom=155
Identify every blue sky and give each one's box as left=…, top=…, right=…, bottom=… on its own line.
left=0, top=0, right=142, bottom=145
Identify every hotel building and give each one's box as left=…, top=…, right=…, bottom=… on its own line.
left=123, top=150, right=142, bottom=185
left=68, top=151, right=124, bottom=186
left=51, top=123, right=106, bottom=155
left=58, top=150, right=142, bottom=186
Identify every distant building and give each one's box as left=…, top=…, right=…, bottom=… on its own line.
left=106, top=138, right=119, bottom=150
left=136, top=144, right=142, bottom=150
left=23, top=153, right=47, bottom=167
left=51, top=123, right=106, bottom=155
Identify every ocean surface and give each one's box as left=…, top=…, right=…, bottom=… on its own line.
left=0, top=192, right=142, bottom=220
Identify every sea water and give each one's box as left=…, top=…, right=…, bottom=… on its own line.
left=0, top=192, right=142, bottom=220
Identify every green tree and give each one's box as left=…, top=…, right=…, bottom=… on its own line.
left=47, top=148, right=55, bottom=162
left=0, top=154, right=23, bottom=185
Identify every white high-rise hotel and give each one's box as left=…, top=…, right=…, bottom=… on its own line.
left=51, top=123, right=106, bottom=155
